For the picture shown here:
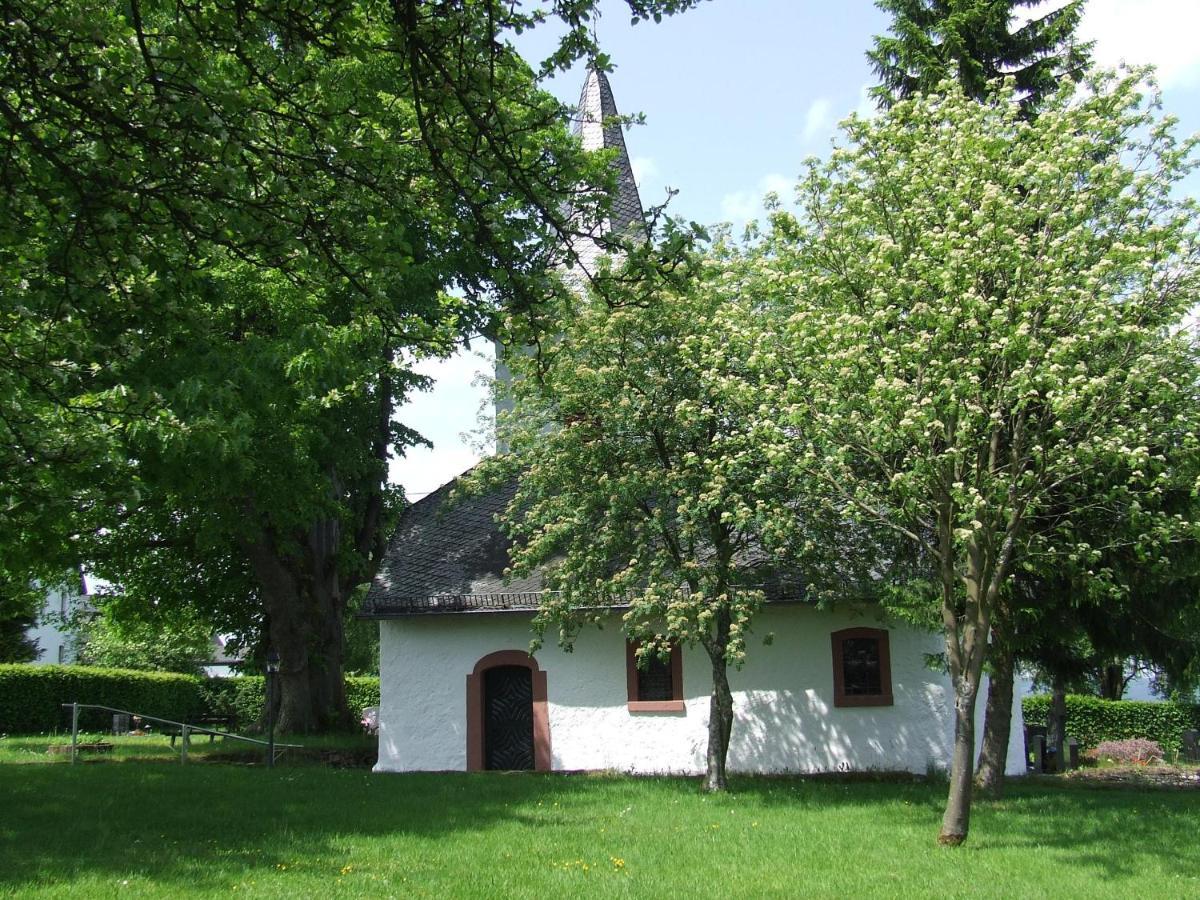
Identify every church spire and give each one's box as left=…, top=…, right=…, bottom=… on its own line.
left=573, top=65, right=645, bottom=236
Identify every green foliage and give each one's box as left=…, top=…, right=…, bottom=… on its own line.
left=1022, top=694, right=1200, bottom=753
left=737, top=69, right=1200, bottom=838
left=75, top=609, right=216, bottom=676
left=345, top=677, right=382, bottom=716
left=0, top=665, right=379, bottom=734
left=482, top=245, right=774, bottom=662
left=200, top=676, right=379, bottom=729
left=869, top=0, right=1092, bottom=112
left=1, top=0, right=700, bottom=732
left=0, top=664, right=205, bottom=733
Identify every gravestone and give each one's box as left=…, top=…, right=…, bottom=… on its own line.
left=1066, top=737, right=1080, bottom=770
left=1029, top=734, right=1045, bottom=773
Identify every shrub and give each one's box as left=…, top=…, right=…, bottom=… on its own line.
left=0, top=665, right=381, bottom=734
left=346, top=676, right=381, bottom=714
left=0, top=664, right=205, bottom=732
left=1023, top=694, right=1200, bottom=753
left=200, top=675, right=380, bottom=730
left=199, top=676, right=266, bottom=727
left=1093, top=738, right=1164, bottom=765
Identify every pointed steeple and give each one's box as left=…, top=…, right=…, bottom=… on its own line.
left=573, top=65, right=645, bottom=237
left=495, top=66, right=649, bottom=440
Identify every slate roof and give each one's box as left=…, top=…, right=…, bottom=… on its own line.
left=361, top=70, right=810, bottom=619
left=362, top=473, right=547, bottom=617
left=360, top=469, right=809, bottom=618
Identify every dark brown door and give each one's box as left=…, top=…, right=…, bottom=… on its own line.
left=483, top=665, right=534, bottom=770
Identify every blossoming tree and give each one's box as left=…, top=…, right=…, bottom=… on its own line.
left=474, top=241, right=848, bottom=791
left=755, top=71, right=1200, bottom=844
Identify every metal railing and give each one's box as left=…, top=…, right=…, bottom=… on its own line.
left=61, top=703, right=300, bottom=766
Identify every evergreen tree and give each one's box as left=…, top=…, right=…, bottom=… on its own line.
left=869, top=0, right=1092, bottom=112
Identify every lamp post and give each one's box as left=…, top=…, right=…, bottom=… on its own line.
left=265, top=650, right=280, bottom=769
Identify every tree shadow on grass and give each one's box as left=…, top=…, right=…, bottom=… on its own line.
left=730, top=772, right=1199, bottom=880
left=0, top=763, right=1195, bottom=894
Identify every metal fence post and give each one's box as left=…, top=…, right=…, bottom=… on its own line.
left=180, top=724, right=189, bottom=765
left=70, top=702, right=79, bottom=765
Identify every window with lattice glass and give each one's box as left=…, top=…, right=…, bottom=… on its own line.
left=626, top=641, right=685, bottom=712
left=636, top=651, right=675, bottom=701
left=831, top=628, right=893, bottom=708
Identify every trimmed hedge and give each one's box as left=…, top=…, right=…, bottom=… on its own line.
left=201, top=676, right=380, bottom=726
left=0, top=664, right=205, bottom=733
left=1022, top=694, right=1200, bottom=753
left=0, top=665, right=381, bottom=734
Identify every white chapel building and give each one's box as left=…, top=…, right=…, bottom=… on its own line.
left=362, top=68, right=1026, bottom=777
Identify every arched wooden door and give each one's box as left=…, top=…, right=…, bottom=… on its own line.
left=483, top=665, right=534, bottom=770
left=466, top=650, right=551, bottom=772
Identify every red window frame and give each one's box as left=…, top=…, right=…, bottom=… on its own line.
left=831, top=627, right=894, bottom=708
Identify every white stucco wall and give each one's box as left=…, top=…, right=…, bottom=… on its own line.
left=375, top=605, right=1025, bottom=777
left=26, top=585, right=87, bottom=665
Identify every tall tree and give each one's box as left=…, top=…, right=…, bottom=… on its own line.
left=869, top=0, right=1091, bottom=112
left=1, top=0, right=703, bottom=730
left=0, top=573, right=41, bottom=664
left=753, top=72, right=1200, bottom=844
left=869, top=0, right=1094, bottom=794
left=473, top=235, right=857, bottom=791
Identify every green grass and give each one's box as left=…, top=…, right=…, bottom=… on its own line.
left=0, top=752, right=1195, bottom=898
left=0, top=732, right=376, bottom=766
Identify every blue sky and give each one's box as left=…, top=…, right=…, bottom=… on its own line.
left=390, top=0, right=1200, bottom=499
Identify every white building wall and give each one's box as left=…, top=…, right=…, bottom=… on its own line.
left=376, top=605, right=1025, bottom=777
left=26, top=584, right=87, bottom=665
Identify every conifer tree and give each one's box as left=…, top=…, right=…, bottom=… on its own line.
left=869, top=0, right=1092, bottom=112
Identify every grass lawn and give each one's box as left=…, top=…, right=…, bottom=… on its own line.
left=0, top=744, right=1196, bottom=899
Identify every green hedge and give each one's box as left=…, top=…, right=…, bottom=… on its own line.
left=201, top=676, right=379, bottom=726
left=199, top=676, right=266, bottom=727
left=1022, top=694, right=1200, bottom=753
left=0, top=664, right=205, bottom=733
left=0, top=665, right=381, bottom=734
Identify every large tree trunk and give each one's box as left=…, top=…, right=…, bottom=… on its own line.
left=242, top=525, right=352, bottom=733
left=255, top=552, right=318, bottom=734
left=704, top=645, right=734, bottom=792
left=975, top=637, right=1015, bottom=795
left=1098, top=662, right=1124, bottom=700
left=301, top=514, right=353, bottom=730
left=1046, top=677, right=1067, bottom=772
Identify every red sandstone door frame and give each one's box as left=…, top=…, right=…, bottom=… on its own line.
left=466, top=650, right=551, bottom=772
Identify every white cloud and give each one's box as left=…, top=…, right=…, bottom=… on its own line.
left=854, top=83, right=879, bottom=121
left=719, top=172, right=794, bottom=226
left=1027, top=1, right=1200, bottom=91
left=388, top=346, right=494, bottom=497
left=801, top=97, right=834, bottom=143
left=1080, top=0, right=1200, bottom=90
left=760, top=173, right=793, bottom=197
left=631, top=155, right=659, bottom=186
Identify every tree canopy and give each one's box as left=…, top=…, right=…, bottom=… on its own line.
left=475, top=239, right=789, bottom=791
left=748, top=71, right=1200, bottom=844
left=869, top=0, right=1091, bottom=112
left=1, top=0, right=702, bottom=730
